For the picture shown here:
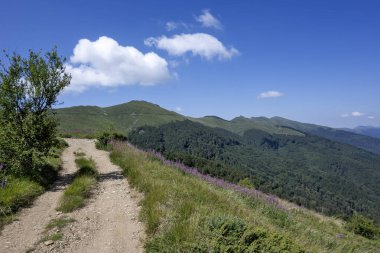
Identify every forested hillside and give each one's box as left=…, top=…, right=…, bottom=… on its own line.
left=349, top=126, right=380, bottom=140
left=56, top=101, right=380, bottom=155
left=128, top=120, right=380, bottom=223
left=194, top=115, right=380, bottom=155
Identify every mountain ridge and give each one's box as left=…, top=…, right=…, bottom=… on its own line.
left=55, top=100, right=380, bottom=155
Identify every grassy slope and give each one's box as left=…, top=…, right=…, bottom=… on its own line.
left=110, top=143, right=380, bottom=252
left=191, top=116, right=305, bottom=136
left=56, top=100, right=380, bottom=155
left=127, top=120, right=380, bottom=223
left=194, top=115, right=380, bottom=155
left=56, top=101, right=185, bottom=136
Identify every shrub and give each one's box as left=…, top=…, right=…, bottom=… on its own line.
left=96, top=132, right=127, bottom=150
left=203, top=216, right=304, bottom=253
left=346, top=214, right=379, bottom=239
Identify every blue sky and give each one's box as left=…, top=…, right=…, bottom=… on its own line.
left=1, top=0, right=379, bottom=128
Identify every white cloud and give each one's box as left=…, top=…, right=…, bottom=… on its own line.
left=145, top=33, right=238, bottom=60
left=196, top=10, right=222, bottom=29
left=65, top=36, right=171, bottom=92
left=351, top=111, right=365, bottom=117
left=368, top=116, right=375, bottom=119
left=258, top=91, right=284, bottom=99
left=175, top=107, right=182, bottom=112
left=165, top=21, right=190, bottom=31
left=341, top=111, right=367, bottom=118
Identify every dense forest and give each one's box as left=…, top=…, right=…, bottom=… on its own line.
left=128, top=120, right=380, bottom=223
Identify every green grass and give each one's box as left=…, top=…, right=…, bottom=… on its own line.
left=110, top=143, right=380, bottom=252
left=56, top=157, right=98, bottom=213
left=40, top=232, right=64, bottom=243
left=0, top=177, right=44, bottom=228
left=0, top=140, right=66, bottom=231
left=56, top=100, right=185, bottom=137
left=46, top=216, right=76, bottom=230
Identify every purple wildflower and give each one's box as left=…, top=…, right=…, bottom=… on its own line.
left=124, top=143, right=288, bottom=210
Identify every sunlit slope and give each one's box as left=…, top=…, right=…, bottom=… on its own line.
left=192, top=115, right=305, bottom=136
left=110, top=142, right=380, bottom=252
left=128, top=120, right=380, bottom=223
left=270, top=117, right=380, bottom=155
left=56, top=101, right=185, bottom=136
left=56, top=100, right=380, bottom=155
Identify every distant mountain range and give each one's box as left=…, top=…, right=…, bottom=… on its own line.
left=346, top=126, right=380, bottom=140
left=55, top=100, right=380, bottom=155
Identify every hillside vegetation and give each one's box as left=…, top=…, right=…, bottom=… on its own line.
left=56, top=101, right=184, bottom=137
left=194, top=115, right=380, bottom=155
left=56, top=101, right=380, bottom=155
left=109, top=141, right=380, bottom=252
left=349, top=126, right=380, bottom=140
left=128, top=120, right=380, bottom=224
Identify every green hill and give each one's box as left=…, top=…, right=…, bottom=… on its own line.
left=191, top=115, right=305, bottom=136
left=269, top=117, right=380, bottom=155
left=110, top=141, right=380, bottom=252
left=193, top=115, right=380, bottom=155
left=55, top=100, right=185, bottom=136
left=128, top=120, right=380, bottom=224
left=56, top=100, right=380, bottom=156
left=350, top=126, right=380, bottom=140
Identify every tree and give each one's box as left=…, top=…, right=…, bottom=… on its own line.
left=0, top=48, right=71, bottom=178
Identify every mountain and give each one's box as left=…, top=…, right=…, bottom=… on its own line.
left=128, top=120, right=380, bottom=223
left=56, top=100, right=380, bottom=222
left=193, top=115, right=380, bottom=155
left=56, top=101, right=380, bottom=155
left=55, top=101, right=185, bottom=136
left=191, top=115, right=305, bottom=136
left=268, top=117, right=380, bottom=155
left=111, top=139, right=380, bottom=252
left=349, top=126, right=380, bottom=139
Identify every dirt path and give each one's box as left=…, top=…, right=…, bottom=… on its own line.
left=0, top=139, right=144, bottom=253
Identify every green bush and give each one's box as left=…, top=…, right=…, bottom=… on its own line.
left=346, top=214, right=379, bottom=239
left=96, top=132, right=127, bottom=150
left=202, top=216, right=304, bottom=253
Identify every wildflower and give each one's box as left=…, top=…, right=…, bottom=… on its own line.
left=336, top=233, right=345, bottom=239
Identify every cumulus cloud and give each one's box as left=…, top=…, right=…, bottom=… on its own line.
left=196, top=10, right=222, bottom=29
left=175, top=107, right=182, bottom=112
left=368, top=116, right=375, bottom=119
left=65, top=36, right=171, bottom=92
left=258, top=91, right=284, bottom=99
left=145, top=33, right=238, bottom=60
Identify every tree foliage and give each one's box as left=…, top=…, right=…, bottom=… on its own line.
left=0, top=48, right=70, bottom=178
left=128, top=120, right=380, bottom=224
left=346, top=214, right=379, bottom=239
